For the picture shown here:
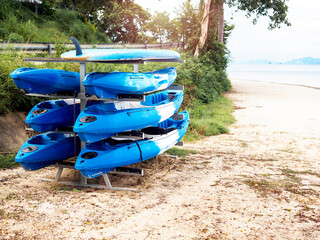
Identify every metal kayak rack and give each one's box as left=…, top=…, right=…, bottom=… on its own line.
left=24, top=54, right=184, bottom=191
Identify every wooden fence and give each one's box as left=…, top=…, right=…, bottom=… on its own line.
left=0, top=42, right=184, bottom=55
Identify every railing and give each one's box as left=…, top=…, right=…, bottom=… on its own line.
left=0, top=42, right=184, bottom=56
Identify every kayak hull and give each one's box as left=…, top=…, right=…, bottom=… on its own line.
left=26, top=99, right=80, bottom=132
left=10, top=68, right=80, bottom=95
left=75, top=111, right=189, bottom=178
left=83, top=67, right=177, bottom=99
left=25, top=100, right=102, bottom=132
left=73, top=90, right=184, bottom=143
left=15, top=132, right=80, bottom=171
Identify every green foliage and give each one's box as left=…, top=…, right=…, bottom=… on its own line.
left=0, top=0, right=110, bottom=43
left=7, top=33, right=24, bottom=43
left=225, top=0, right=291, bottom=29
left=176, top=54, right=231, bottom=105
left=0, top=52, right=42, bottom=114
left=164, top=148, right=197, bottom=157
left=184, top=97, right=235, bottom=141
left=177, top=1, right=202, bottom=52
left=145, top=12, right=178, bottom=43
left=0, top=153, right=18, bottom=169
left=101, top=0, right=150, bottom=43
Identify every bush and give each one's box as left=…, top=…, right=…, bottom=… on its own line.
left=0, top=153, right=18, bottom=169
left=7, top=33, right=24, bottom=42
left=0, top=1, right=111, bottom=44
left=0, top=52, right=42, bottom=114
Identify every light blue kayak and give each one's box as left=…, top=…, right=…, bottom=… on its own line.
left=10, top=68, right=80, bottom=95
left=15, top=133, right=80, bottom=171
left=75, top=111, right=189, bottom=178
left=73, top=89, right=183, bottom=143
left=83, top=67, right=177, bottom=99
left=61, top=49, right=180, bottom=61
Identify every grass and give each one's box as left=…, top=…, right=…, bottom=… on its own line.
left=244, top=167, right=320, bottom=198
left=0, top=2, right=110, bottom=43
left=243, top=179, right=283, bottom=197
left=164, top=147, right=197, bottom=157
left=0, top=153, right=18, bottom=169
left=183, top=96, right=235, bottom=141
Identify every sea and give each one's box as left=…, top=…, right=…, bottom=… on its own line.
left=227, top=64, right=320, bottom=89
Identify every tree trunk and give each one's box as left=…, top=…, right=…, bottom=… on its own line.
left=195, top=0, right=224, bottom=56
left=217, top=0, right=224, bottom=43
left=71, top=0, right=77, bottom=11
left=195, top=0, right=212, bottom=57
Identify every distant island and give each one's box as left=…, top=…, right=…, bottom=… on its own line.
left=238, top=57, right=320, bottom=65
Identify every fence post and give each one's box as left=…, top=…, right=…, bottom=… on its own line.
left=47, top=44, right=53, bottom=57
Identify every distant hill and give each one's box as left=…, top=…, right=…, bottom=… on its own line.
left=284, top=57, right=320, bottom=65
left=237, top=57, right=320, bottom=65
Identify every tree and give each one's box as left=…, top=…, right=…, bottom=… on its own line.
left=101, top=0, right=150, bottom=43
left=146, top=12, right=180, bottom=43
left=195, top=0, right=291, bottom=56
left=177, top=1, right=202, bottom=52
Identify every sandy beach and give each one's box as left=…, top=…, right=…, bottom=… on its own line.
left=0, top=79, right=320, bottom=239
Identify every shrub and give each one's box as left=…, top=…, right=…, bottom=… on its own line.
left=0, top=1, right=111, bottom=44
left=7, top=33, right=24, bottom=42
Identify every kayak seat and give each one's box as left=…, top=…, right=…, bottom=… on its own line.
left=28, top=135, right=46, bottom=145
left=141, top=127, right=175, bottom=135
left=168, top=92, right=177, bottom=101
left=143, top=91, right=167, bottom=105
left=47, top=133, right=65, bottom=141
left=55, top=100, right=69, bottom=107
left=104, top=138, right=134, bottom=146
left=37, top=101, right=53, bottom=109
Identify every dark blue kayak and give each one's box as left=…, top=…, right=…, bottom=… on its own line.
left=83, top=67, right=177, bottom=99
left=15, top=133, right=80, bottom=171
left=10, top=68, right=80, bottom=95
left=75, top=111, right=189, bottom=178
left=73, top=89, right=183, bottom=143
left=26, top=99, right=101, bottom=132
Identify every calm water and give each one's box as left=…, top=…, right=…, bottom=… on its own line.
left=227, top=64, right=320, bottom=88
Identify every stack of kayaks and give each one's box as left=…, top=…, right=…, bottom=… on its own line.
left=12, top=49, right=189, bottom=179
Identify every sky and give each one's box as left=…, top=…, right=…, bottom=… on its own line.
left=135, top=0, right=320, bottom=62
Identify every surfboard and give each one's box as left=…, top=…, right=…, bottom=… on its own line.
left=61, top=49, right=180, bottom=61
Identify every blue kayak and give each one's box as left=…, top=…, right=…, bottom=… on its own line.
left=26, top=99, right=102, bottom=132
left=83, top=67, right=177, bottom=99
left=15, top=132, right=80, bottom=171
left=10, top=68, right=80, bottom=95
left=73, top=89, right=183, bottom=143
left=75, top=111, right=189, bottom=178
left=26, top=99, right=80, bottom=132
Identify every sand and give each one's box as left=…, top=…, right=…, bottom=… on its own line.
left=0, top=79, right=319, bottom=239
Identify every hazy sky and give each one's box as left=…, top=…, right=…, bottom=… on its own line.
left=135, top=0, right=320, bottom=62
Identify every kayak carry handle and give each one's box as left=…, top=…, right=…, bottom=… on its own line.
left=70, top=37, right=82, bottom=56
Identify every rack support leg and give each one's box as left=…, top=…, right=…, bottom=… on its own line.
left=55, top=167, right=63, bottom=182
